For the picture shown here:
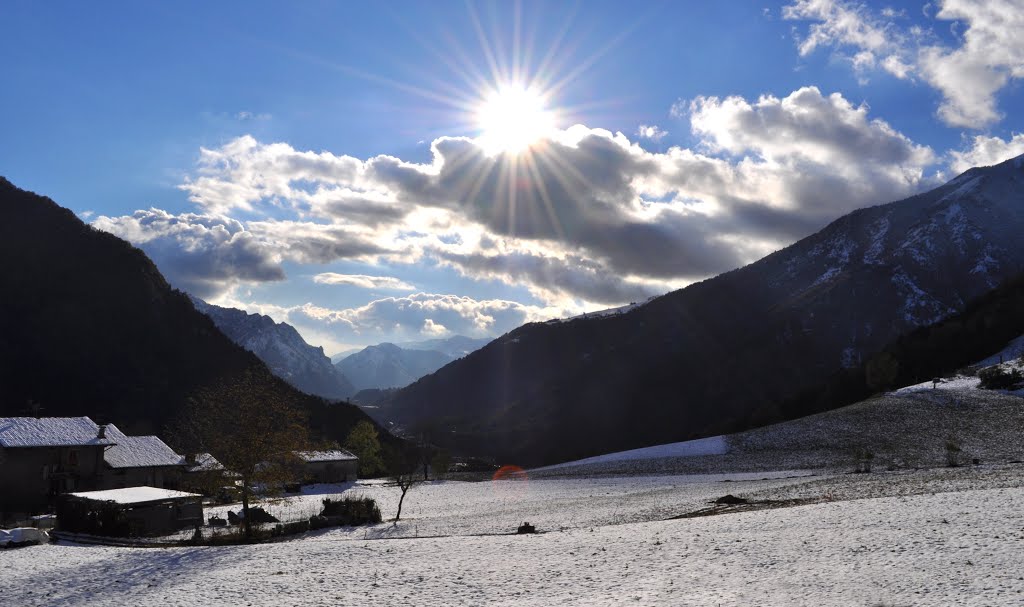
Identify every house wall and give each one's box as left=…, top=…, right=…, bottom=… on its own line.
left=99, top=466, right=183, bottom=490
left=304, top=459, right=358, bottom=484
left=0, top=445, right=105, bottom=517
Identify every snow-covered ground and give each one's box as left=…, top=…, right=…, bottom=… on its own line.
left=4, top=473, right=1024, bottom=606
left=537, top=436, right=728, bottom=471
left=4, top=337, right=1023, bottom=605
left=203, top=471, right=815, bottom=539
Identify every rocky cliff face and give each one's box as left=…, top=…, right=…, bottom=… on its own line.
left=191, top=299, right=355, bottom=400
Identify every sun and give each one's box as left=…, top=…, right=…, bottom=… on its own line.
left=476, top=83, right=556, bottom=155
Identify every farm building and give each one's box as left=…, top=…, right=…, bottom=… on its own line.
left=58, top=486, right=203, bottom=537
left=99, top=424, right=187, bottom=490
left=297, top=450, right=358, bottom=484
left=0, top=417, right=114, bottom=519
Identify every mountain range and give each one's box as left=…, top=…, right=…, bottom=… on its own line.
left=385, top=154, right=1024, bottom=465
left=335, top=336, right=490, bottom=391
left=191, top=299, right=356, bottom=400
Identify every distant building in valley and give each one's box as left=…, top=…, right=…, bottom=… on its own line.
left=296, top=449, right=359, bottom=484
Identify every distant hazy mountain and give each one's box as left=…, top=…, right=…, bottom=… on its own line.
left=191, top=299, right=355, bottom=400
left=336, top=343, right=454, bottom=391
left=0, top=177, right=375, bottom=447
left=388, top=154, right=1024, bottom=466
left=330, top=349, right=363, bottom=364
left=396, top=336, right=491, bottom=359
left=335, top=336, right=490, bottom=391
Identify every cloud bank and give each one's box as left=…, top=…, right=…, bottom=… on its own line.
left=96, top=86, right=942, bottom=317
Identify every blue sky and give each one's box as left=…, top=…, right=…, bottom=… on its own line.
left=3, top=0, right=1023, bottom=353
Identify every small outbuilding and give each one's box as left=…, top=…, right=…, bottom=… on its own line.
left=296, top=450, right=358, bottom=484
left=58, top=486, right=203, bottom=537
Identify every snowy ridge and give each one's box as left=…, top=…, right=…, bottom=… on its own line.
left=547, top=295, right=659, bottom=324
left=192, top=298, right=355, bottom=399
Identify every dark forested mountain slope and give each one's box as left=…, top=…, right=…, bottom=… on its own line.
left=389, top=154, right=1024, bottom=465
left=0, top=177, right=375, bottom=445
left=781, top=269, right=1024, bottom=418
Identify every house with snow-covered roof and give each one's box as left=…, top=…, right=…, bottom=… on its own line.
left=0, top=417, right=114, bottom=518
left=98, top=424, right=187, bottom=490
left=179, top=452, right=229, bottom=495
left=296, top=449, right=358, bottom=484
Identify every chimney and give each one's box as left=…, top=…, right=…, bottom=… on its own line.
left=97, top=424, right=107, bottom=440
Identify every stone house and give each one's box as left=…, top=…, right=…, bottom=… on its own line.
left=98, top=424, right=186, bottom=490
left=0, top=417, right=115, bottom=519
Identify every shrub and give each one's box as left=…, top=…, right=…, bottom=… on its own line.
left=978, top=365, right=1023, bottom=389
left=945, top=439, right=962, bottom=468
left=320, top=497, right=382, bottom=526
left=853, top=448, right=875, bottom=473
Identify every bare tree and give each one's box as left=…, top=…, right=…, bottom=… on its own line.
left=180, top=368, right=311, bottom=538
left=384, top=446, right=421, bottom=523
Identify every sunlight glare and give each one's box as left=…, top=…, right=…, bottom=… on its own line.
left=476, top=83, right=556, bottom=155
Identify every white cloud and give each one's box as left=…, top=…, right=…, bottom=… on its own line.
left=636, top=124, right=668, bottom=141
left=784, top=0, right=1024, bottom=128
left=313, top=273, right=416, bottom=291
left=783, top=0, right=908, bottom=80
left=421, top=318, right=449, bottom=337
left=287, top=293, right=556, bottom=343
left=948, top=132, right=1024, bottom=173
left=236, top=111, right=272, bottom=121
left=689, top=87, right=934, bottom=169
left=918, top=0, right=1024, bottom=128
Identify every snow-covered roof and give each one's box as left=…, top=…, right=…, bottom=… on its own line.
left=0, top=417, right=115, bottom=448
left=185, top=452, right=225, bottom=473
left=102, top=424, right=185, bottom=469
left=298, top=449, right=358, bottom=463
left=67, top=486, right=201, bottom=505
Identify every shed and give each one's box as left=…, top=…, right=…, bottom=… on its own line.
left=296, top=450, right=358, bottom=484
left=58, top=486, right=203, bottom=537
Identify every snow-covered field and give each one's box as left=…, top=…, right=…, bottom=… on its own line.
left=4, top=342, right=1023, bottom=605
left=4, top=472, right=1024, bottom=606
left=203, top=471, right=815, bottom=539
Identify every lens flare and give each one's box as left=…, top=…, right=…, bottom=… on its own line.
left=492, top=464, right=528, bottom=481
